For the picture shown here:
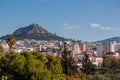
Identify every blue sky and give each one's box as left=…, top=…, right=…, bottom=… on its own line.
left=0, top=0, right=120, bottom=41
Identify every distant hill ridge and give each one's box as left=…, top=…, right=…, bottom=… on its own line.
left=1, top=23, right=65, bottom=41
left=97, top=37, right=120, bottom=43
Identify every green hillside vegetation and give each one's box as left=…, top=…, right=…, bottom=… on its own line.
left=1, top=50, right=120, bottom=80
left=0, top=51, right=66, bottom=80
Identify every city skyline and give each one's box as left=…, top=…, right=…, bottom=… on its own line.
left=0, top=0, right=120, bottom=41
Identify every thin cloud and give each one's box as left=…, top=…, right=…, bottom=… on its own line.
left=90, top=23, right=120, bottom=31
left=64, top=22, right=80, bottom=30
left=90, top=23, right=101, bottom=28
left=101, top=27, right=112, bottom=30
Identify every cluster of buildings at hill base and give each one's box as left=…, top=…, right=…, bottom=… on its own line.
left=0, top=39, right=120, bottom=68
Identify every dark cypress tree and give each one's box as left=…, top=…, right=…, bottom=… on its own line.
left=0, top=45, right=5, bottom=56
left=61, top=42, right=78, bottom=76
left=81, top=53, right=96, bottom=75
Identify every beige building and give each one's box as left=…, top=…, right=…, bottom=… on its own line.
left=79, top=42, right=86, bottom=54
left=89, top=55, right=103, bottom=68
left=103, top=41, right=116, bottom=54
left=74, top=43, right=82, bottom=54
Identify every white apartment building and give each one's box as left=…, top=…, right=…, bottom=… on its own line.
left=96, top=43, right=103, bottom=57
left=96, top=41, right=116, bottom=56
left=0, top=41, right=9, bottom=51
left=115, top=43, right=120, bottom=53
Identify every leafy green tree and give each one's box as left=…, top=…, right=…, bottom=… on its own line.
left=61, top=43, right=78, bottom=76
left=20, top=51, right=49, bottom=80
left=46, top=55, right=65, bottom=80
left=87, top=74, right=111, bottom=80
left=7, top=35, right=16, bottom=50
left=81, top=53, right=96, bottom=75
left=0, top=51, right=52, bottom=80
left=0, top=52, right=26, bottom=80
left=102, top=57, right=120, bottom=73
left=0, top=55, right=11, bottom=79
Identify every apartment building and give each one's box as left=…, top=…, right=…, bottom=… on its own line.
left=74, top=43, right=82, bottom=54
left=103, top=41, right=116, bottom=54
left=79, top=42, right=86, bottom=53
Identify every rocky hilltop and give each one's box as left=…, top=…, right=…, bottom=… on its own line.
left=1, top=23, right=65, bottom=41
